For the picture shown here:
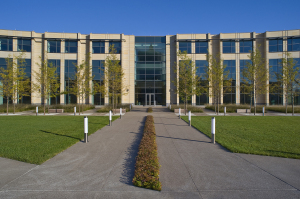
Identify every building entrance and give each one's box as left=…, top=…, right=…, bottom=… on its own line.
left=146, top=93, right=155, bottom=106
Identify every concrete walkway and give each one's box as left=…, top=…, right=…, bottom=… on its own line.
left=0, top=107, right=299, bottom=198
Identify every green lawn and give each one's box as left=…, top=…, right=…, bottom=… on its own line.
left=0, top=116, right=118, bottom=164
left=182, top=116, right=300, bottom=159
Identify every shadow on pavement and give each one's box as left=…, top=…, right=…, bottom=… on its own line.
left=120, top=117, right=146, bottom=186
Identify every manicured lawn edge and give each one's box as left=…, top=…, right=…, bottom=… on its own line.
left=132, top=115, right=161, bottom=191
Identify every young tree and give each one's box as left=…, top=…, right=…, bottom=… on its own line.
left=173, top=51, right=202, bottom=115
left=100, top=45, right=128, bottom=115
left=205, top=53, right=230, bottom=115
left=32, top=56, right=60, bottom=115
left=67, top=53, right=96, bottom=115
left=241, top=46, right=268, bottom=115
left=276, top=53, right=300, bottom=115
left=0, top=53, right=28, bottom=114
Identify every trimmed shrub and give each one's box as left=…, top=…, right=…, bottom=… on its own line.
left=205, top=104, right=267, bottom=113
left=97, top=104, right=132, bottom=113
left=133, top=115, right=161, bottom=191
left=170, top=105, right=203, bottom=113
left=266, top=106, right=300, bottom=113
left=148, top=107, right=153, bottom=113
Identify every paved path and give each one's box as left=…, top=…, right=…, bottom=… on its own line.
left=0, top=107, right=299, bottom=198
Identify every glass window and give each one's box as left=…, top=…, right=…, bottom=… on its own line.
left=269, top=39, right=283, bottom=52
left=195, top=41, right=208, bottom=54
left=65, top=60, right=77, bottom=104
left=92, top=41, right=105, bottom=54
left=18, top=39, right=31, bottom=52
left=0, top=37, right=13, bottom=51
left=223, top=41, right=235, bottom=53
left=47, top=40, right=61, bottom=53
left=240, top=60, right=252, bottom=104
left=269, top=59, right=283, bottom=105
left=92, top=60, right=105, bottom=105
left=288, top=37, right=300, bottom=51
left=223, top=60, right=236, bottom=104
left=179, top=42, right=191, bottom=54
left=109, top=41, right=121, bottom=53
left=240, top=40, right=252, bottom=53
left=65, top=40, right=77, bottom=53
left=196, top=60, right=209, bottom=105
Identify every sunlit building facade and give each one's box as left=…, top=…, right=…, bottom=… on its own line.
left=0, top=29, right=299, bottom=106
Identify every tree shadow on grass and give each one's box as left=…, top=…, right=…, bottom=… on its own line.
left=39, top=130, right=81, bottom=141
left=120, top=116, right=146, bottom=186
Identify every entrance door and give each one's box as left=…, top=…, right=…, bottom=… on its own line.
left=146, top=94, right=155, bottom=106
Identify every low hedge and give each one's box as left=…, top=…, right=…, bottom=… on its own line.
left=266, top=106, right=300, bottom=113
left=97, top=104, right=132, bottom=113
left=133, top=115, right=161, bottom=191
left=147, top=107, right=153, bottom=113
left=205, top=104, right=267, bottom=113
left=170, top=105, right=203, bottom=113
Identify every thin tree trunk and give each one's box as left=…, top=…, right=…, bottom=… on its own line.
left=44, top=98, right=45, bottom=115
left=285, top=93, right=288, bottom=115
left=13, top=101, right=15, bottom=114
left=292, top=94, right=294, bottom=116
left=7, top=97, right=9, bottom=115
left=79, top=97, right=81, bottom=116
left=254, top=94, right=256, bottom=115
left=214, top=91, right=216, bottom=114
left=250, top=92, right=252, bottom=113
left=217, top=92, right=219, bottom=115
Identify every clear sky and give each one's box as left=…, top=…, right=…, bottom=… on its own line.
left=2, top=0, right=299, bottom=36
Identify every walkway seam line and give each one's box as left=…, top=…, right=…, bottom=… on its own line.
left=157, top=113, right=204, bottom=199
left=234, top=153, right=300, bottom=191
left=0, top=165, right=40, bottom=190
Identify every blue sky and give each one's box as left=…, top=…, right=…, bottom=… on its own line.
left=2, top=0, right=299, bottom=35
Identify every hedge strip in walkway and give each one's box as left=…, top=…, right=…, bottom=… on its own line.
left=132, top=115, right=161, bottom=191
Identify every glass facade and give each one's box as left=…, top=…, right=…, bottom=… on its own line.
left=223, top=60, right=236, bottom=104
left=93, top=41, right=105, bottom=54
left=239, top=40, right=252, bottom=53
left=0, top=37, right=13, bottom=51
left=269, top=39, right=283, bottom=52
left=18, top=39, right=31, bottom=52
left=269, top=59, right=283, bottom=105
left=196, top=60, right=209, bottom=105
left=240, top=60, right=252, bottom=104
left=64, top=60, right=77, bottom=104
left=288, top=37, right=300, bottom=51
left=65, top=40, right=77, bottom=53
left=195, top=41, right=208, bottom=54
left=92, top=60, right=105, bottom=105
left=135, top=36, right=166, bottom=105
left=48, top=40, right=61, bottom=53
left=48, top=60, right=60, bottom=105
left=18, top=59, right=31, bottom=104
left=223, top=40, right=235, bottom=53
left=109, top=41, right=121, bottom=54
left=179, top=42, right=191, bottom=54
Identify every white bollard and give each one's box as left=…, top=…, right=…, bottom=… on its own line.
left=211, top=117, right=215, bottom=144
left=224, top=106, right=226, bottom=116
left=74, top=107, right=76, bottom=116
left=170, top=104, right=171, bottom=110
left=84, top=116, right=88, bottom=143
left=109, top=110, right=112, bottom=126
left=179, top=108, right=181, bottom=119
left=36, top=106, right=38, bottom=116
left=263, top=107, right=265, bottom=116
left=188, top=111, right=191, bottom=126
left=120, top=108, right=122, bottom=119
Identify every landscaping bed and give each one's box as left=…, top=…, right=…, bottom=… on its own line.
left=182, top=116, right=300, bottom=159
left=266, top=106, right=300, bottom=113
left=133, top=115, right=161, bottom=191
left=170, top=105, right=203, bottom=113
left=205, top=104, right=267, bottom=113
left=97, top=104, right=132, bottom=113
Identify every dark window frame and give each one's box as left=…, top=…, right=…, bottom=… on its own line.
left=223, top=40, right=235, bottom=53
left=47, top=40, right=61, bottom=53
left=65, top=40, right=78, bottom=53
left=92, top=41, right=105, bottom=54
left=269, top=38, right=283, bottom=52
left=288, top=37, right=300, bottom=51
left=0, top=37, right=13, bottom=51
left=179, top=42, right=191, bottom=54
left=195, top=41, right=208, bottom=54
left=17, top=38, right=31, bottom=52
left=239, top=40, right=253, bottom=53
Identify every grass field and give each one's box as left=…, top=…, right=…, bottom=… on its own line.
left=182, top=116, right=300, bottom=159
left=205, top=104, right=266, bottom=113
left=0, top=116, right=118, bottom=164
